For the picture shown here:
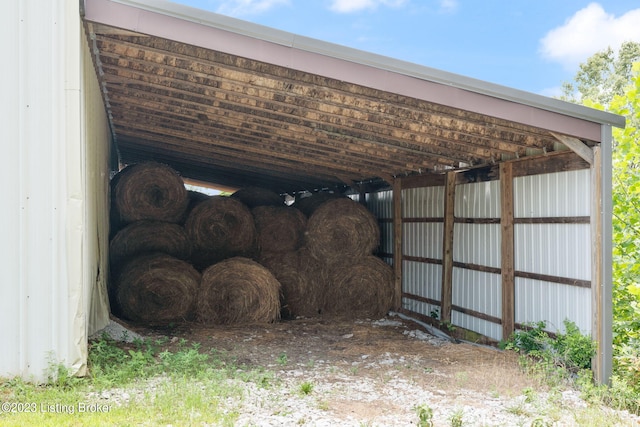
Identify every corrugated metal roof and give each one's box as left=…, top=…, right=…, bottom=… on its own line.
left=81, top=0, right=625, bottom=193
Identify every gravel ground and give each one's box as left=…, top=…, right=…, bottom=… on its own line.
left=97, top=315, right=640, bottom=426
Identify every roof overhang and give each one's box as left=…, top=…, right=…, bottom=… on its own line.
left=81, top=0, right=625, bottom=193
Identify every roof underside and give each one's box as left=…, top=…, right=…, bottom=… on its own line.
left=82, top=0, right=622, bottom=194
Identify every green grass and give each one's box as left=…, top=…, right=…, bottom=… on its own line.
left=0, top=334, right=268, bottom=426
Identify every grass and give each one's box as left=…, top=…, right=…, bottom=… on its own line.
left=0, top=334, right=266, bottom=426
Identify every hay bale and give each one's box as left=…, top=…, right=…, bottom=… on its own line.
left=305, top=198, right=380, bottom=263
left=114, top=162, right=189, bottom=224
left=231, top=187, right=284, bottom=208
left=293, top=191, right=345, bottom=217
left=324, top=256, right=394, bottom=318
left=196, top=257, right=281, bottom=325
left=259, top=247, right=326, bottom=319
left=252, top=206, right=307, bottom=254
left=109, top=220, right=192, bottom=272
left=115, top=253, right=201, bottom=324
left=185, top=196, right=258, bottom=269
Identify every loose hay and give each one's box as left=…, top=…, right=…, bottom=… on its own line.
left=185, top=196, right=257, bottom=269
left=259, top=248, right=326, bottom=319
left=115, top=253, right=201, bottom=324
left=114, top=162, right=189, bottom=224
left=324, top=256, right=394, bottom=318
left=305, top=198, right=380, bottom=263
left=197, top=257, right=281, bottom=325
left=293, top=191, right=345, bottom=217
left=231, top=187, right=284, bottom=208
left=252, top=206, right=307, bottom=254
left=109, top=220, right=193, bottom=272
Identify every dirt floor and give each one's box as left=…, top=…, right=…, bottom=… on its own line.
left=106, top=314, right=640, bottom=426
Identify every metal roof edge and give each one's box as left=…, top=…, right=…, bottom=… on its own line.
left=83, top=0, right=626, bottom=129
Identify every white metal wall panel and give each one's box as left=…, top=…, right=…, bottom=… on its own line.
left=514, top=169, right=590, bottom=217
left=402, top=298, right=440, bottom=321
left=403, top=261, right=442, bottom=300
left=83, top=30, right=112, bottom=336
left=403, top=223, right=443, bottom=259
left=453, top=223, right=501, bottom=268
left=515, top=278, right=592, bottom=334
left=403, top=186, right=445, bottom=218
left=0, top=0, right=93, bottom=381
left=452, top=269, right=501, bottom=317
left=452, top=312, right=502, bottom=341
left=515, top=223, right=591, bottom=280
left=455, top=180, right=501, bottom=218
left=366, top=190, right=394, bottom=257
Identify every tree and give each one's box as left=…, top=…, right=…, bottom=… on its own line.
left=561, top=41, right=640, bottom=107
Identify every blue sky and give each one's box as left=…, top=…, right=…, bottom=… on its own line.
left=168, top=0, right=640, bottom=96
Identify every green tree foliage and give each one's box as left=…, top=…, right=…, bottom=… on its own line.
left=563, top=44, right=640, bottom=397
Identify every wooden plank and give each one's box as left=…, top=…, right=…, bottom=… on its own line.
left=591, top=145, right=604, bottom=383
left=514, top=271, right=591, bottom=288
left=440, top=171, right=456, bottom=322
left=551, top=132, right=594, bottom=165
left=514, top=216, right=590, bottom=224
left=402, top=292, right=441, bottom=307
left=392, top=178, right=403, bottom=310
left=403, top=255, right=443, bottom=265
left=500, top=162, right=515, bottom=341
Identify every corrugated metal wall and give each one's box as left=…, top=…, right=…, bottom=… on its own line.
left=514, top=169, right=592, bottom=333
left=0, top=0, right=109, bottom=381
left=363, top=167, right=594, bottom=342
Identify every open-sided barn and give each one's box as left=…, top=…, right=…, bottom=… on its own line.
left=1, top=0, right=624, bottom=383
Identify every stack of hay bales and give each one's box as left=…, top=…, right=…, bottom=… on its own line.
left=303, top=198, right=394, bottom=319
left=107, top=161, right=392, bottom=325
left=108, top=162, right=195, bottom=322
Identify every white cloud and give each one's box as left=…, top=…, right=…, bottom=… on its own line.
left=438, top=0, right=458, bottom=14
left=215, top=0, right=289, bottom=16
left=539, top=3, right=640, bottom=70
left=328, top=0, right=407, bottom=13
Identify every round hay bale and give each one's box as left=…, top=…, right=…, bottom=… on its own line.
left=114, top=162, right=189, bottom=224
left=293, top=191, right=345, bottom=217
left=324, top=256, right=394, bottom=318
left=109, top=220, right=192, bottom=272
left=115, top=253, right=201, bottom=324
left=231, top=187, right=284, bottom=208
left=196, top=257, right=281, bottom=325
left=305, top=198, right=380, bottom=263
left=185, top=196, right=258, bottom=269
left=252, top=206, right=307, bottom=254
left=259, top=248, right=326, bottom=319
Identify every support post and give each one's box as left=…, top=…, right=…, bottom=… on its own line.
left=392, top=177, right=403, bottom=310
left=500, top=162, right=515, bottom=341
left=440, top=171, right=456, bottom=322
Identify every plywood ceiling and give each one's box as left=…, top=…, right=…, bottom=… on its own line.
left=84, top=21, right=588, bottom=193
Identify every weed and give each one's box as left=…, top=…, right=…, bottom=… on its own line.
left=449, top=408, right=464, bottom=426
left=415, top=403, right=434, bottom=427
left=277, top=352, right=288, bottom=366
left=299, top=381, right=314, bottom=395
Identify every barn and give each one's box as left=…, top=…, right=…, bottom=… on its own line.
left=1, top=0, right=624, bottom=383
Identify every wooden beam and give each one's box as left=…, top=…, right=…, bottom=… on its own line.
left=392, top=177, right=403, bottom=310
left=440, top=171, right=456, bottom=323
left=500, top=162, right=515, bottom=341
left=551, top=132, right=594, bottom=165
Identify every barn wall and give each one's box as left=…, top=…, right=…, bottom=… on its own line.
left=0, top=0, right=109, bottom=381
left=363, top=166, right=595, bottom=343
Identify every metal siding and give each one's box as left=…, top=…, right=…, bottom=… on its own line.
left=515, top=223, right=591, bottom=280
left=513, top=169, right=593, bottom=335
left=515, top=278, right=592, bottom=334
left=514, top=169, right=590, bottom=217
left=403, top=187, right=445, bottom=218
left=453, top=223, right=501, bottom=269
left=451, top=312, right=502, bottom=342
left=455, top=181, right=501, bottom=218
left=0, top=0, right=89, bottom=381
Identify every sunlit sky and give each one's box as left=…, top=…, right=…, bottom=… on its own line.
left=167, top=0, right=640, bottom=97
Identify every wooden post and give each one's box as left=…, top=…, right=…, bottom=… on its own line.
left=500, top=162, right=515, bottom=341
left=440, top=171, right=456, bottom=322
left=392, top=177, right=403, bottom=310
